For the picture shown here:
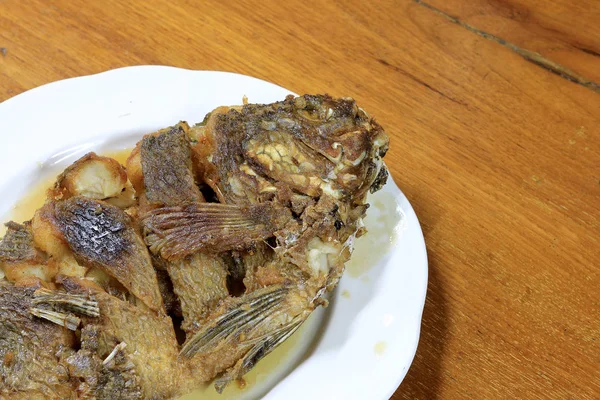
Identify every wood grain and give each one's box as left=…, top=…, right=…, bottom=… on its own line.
left=0, top=0, right=599, bottom=398
left=420, top=0, right=600, bottom=87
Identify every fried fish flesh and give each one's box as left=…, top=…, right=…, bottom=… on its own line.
left=50, top=151, right=136, bottom=208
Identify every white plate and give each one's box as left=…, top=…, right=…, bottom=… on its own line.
left=0, top=66, right=428, bottom=400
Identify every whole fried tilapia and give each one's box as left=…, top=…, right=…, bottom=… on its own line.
left=0, top=94, right=389, bottom=399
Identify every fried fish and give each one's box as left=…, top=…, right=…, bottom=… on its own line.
left=0, top=94, right=389, bottom=399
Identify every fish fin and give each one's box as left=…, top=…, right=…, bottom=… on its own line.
left=214, top=316, right=304, bottom=393
left=179, top=285, right=288, bottom=358
left=32, top=287, right=100, bottom=317
left=30, top=307, right=81, bottom=331
left=143, top=202, right=291, bottom=260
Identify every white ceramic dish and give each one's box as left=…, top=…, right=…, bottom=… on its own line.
left=0, top=66, right=428, bottom=399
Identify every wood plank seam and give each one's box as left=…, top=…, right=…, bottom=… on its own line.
left=413, top=0, right=600, bottom=94
left=574, top=46, right=600, bottom=58
left=376, top=58, right=468, bottom=106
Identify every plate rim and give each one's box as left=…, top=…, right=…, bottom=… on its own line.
left=0, top=66, right=428, bottom=399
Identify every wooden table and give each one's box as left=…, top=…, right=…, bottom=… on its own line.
left=1, top=0, right=598, bottom=398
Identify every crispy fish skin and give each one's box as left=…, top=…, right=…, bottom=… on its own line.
left=166, top=253, right=228, bottom=333
left=32, top=203, right=89, bottom=278
left=140, top=122, right=204, bottom=206
left=0, top=281, right=76, bottom=399
left=0, top=222, right=41, bottom=262
left=53, top=196, right=163, bottom=311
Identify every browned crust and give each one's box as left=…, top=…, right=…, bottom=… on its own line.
left=53, top=197, right=163, bottom=312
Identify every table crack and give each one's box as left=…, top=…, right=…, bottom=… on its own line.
left=413, top=0, right=600, bottom=94
left=377, top=58, right=467, bottom=106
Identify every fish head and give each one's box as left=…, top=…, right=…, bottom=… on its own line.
left=242, top=95, right=390, bottom=202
